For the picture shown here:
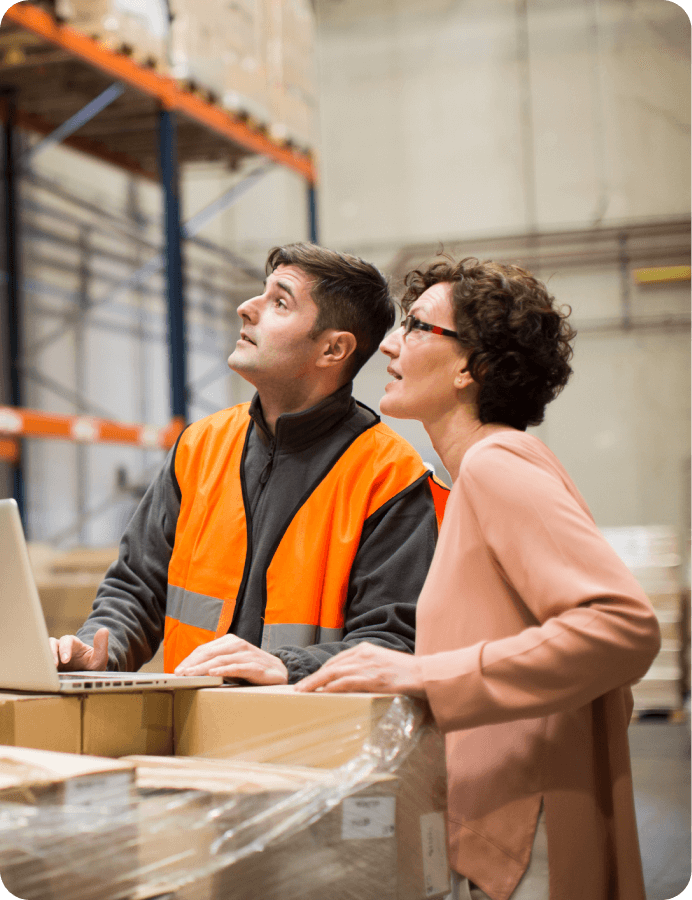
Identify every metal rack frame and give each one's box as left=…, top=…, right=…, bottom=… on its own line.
left=0, top=2, right=319, bottom=526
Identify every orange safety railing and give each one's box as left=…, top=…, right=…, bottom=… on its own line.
left=0, top=407, right=185, bottom=461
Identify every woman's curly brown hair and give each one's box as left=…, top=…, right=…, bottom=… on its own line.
left=401, top=257, right=577, bottom=430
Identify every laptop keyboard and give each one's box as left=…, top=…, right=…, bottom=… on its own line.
left=59, top=672, right=159, bottom=681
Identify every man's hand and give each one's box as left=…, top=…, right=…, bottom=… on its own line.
left=49, top=627, right=110, bottom=671
left=295, top=643, right=427, bottom=697
left=174, top=635, right=288, bottom=685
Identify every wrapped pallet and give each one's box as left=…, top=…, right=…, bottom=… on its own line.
left=169, top=0, right=317, bottom=146
left=265, top=0, right=317, bottom=147
left=169, top=0, right=270, bottom=123
left=0, top=696, right=450, bottom=900
left=220, top=0, right=271, bottom=121
left=0, top=748, right=137, bottom=900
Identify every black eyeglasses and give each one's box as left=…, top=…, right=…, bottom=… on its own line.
left=402, top=315, right=460, bottom=340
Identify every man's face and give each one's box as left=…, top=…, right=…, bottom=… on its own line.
left=228, top=264, right=323, bottom=388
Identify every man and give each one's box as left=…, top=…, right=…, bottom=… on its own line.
left=51, top=243, right=448, bottom=685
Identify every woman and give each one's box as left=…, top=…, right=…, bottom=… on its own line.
left=297, top=258, right=661, bottom=900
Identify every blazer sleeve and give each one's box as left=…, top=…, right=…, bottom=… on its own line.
left=420, top=441, right=661, bottom=733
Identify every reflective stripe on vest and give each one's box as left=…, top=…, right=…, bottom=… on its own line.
left=163, top=404, right=446, bottom=672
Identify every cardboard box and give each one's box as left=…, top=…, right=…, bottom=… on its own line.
left=82, top=691, right=174, bottom=757
left=174, top=685, right=413, bottom=766
left=0, top=693, right=81, bottom=754
left=0, top=689, right=176, bottom=757
left=36, top=576, right=101, bottom=638
left=263, top=0, right=317, bottom=147
left=169, top=688, right=450, bottom=898
left=648, top=591, right=685, bottom=615
left=656, top=608, right=683, bottom=643
left=55, top=0, right=167, bottom=67
left=129, top=747, right=449, bottom=900
left=0, top=747, right=137, bottom=900
left=0, top=744, right=134, bottom=802
left=48, top=546, right=119, bottom=575
left=632, top=676, right=682, bottom=710
left=169, top=0, right=270, bottom=118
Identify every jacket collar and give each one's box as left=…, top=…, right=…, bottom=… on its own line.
left=248, top=382, right=359, bottom=452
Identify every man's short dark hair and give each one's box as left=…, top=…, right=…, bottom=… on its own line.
left=401, top=257, right=576, bottom=430
left=266, top=242, right=395, bottom=378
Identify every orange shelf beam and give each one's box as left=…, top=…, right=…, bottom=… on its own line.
left=4, top=3, right=317, bottom=183
left=0, top=407, right=185, bottom=450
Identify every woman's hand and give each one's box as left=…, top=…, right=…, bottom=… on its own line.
left=295, top=642, right=427, bottom=698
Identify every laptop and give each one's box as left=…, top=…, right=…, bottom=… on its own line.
left=0, top=498, right=223, bottom=693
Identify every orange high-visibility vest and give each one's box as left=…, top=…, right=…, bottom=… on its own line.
left=163, top=404, right=448, bottom=672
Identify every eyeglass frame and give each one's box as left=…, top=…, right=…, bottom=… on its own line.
left=401, top=314, right=460, bottom=340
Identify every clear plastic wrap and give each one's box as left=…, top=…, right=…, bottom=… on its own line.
left=0, top=696, right=449, bottom=900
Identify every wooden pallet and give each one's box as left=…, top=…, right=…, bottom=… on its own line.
left=631, top=707, right=688, bottom=723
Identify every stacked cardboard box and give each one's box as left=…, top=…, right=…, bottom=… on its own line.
left=602, top=525, right=686, bottom=710
left=0, top=747, right=137, bottom=900
left=0, top=684, right=440, bottom=772
left=0, top=690, right=450, bottom=900
left=54, top=0, right=168, bottom=68
left=162, top=688, right=449, bottom=898
left=0, top=693, right=81, bottom=754
left=168, top=0, right=316, bottom=147
left=169, top=0, right=224, bottom=97
left=174, top=685, right=415, bottom=766
left=169, top=0, right=270, bottom=120
left=266, top=0, right=317, bottom=147
left=219, top=0, right=271, bottom=121
left=0, top=690, right=173, bottom=756
left=0, top=745, right=135, bottom=806
left=28, top=542, right=118, bottom=639
left=51, top=0, right=317, bottom=148
left=130, top=752, right=449, bottom=900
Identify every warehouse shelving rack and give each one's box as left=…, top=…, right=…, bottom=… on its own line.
left=0, top=1, right=319, bottom=524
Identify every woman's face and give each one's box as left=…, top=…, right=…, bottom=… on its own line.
left=379, top=282, right=470, bottom=423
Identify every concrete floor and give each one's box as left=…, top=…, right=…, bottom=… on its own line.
left=630, top=719, right=691, bottom=900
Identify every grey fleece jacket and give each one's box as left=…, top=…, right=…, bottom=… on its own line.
left=77, top=383, right=441, bottom=683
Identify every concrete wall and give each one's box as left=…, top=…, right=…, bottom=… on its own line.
left=313, top=0, right=691, bottom=560
left=315, top=0, right=690, bottom=245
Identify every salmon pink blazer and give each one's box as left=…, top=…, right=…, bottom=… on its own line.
left=416, top=431, right=660, bottom=900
